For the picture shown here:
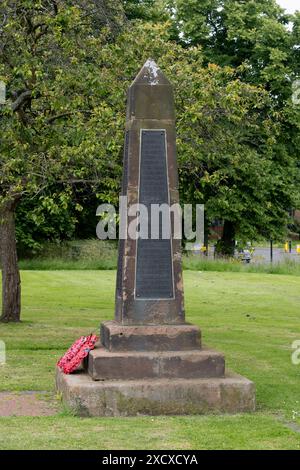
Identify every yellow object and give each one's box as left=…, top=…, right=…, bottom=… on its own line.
left=297, top=245, right=300, bottom=254
left=284, top=242, right=289, bottom=253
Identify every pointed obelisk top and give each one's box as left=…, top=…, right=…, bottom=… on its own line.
left=127, top=59, right=175, bottom=121
left=130, top=58, right=171, bottom=87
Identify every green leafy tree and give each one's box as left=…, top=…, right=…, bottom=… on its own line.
left=9, top=2, right=168, bottom=255
left=0, top=0, right=124, bottom=321
left=176, top=65, right=297, bottom=254
left=98, top=22, right=297, bottom=254
left=169, top=0, right=300, bottom=252
left=171, top=0, right=299, bottom=104
left=1, top=1, right=298, bottom=323
left=122, top=0, right=166, bottom=21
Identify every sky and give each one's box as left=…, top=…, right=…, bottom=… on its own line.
left=276, top=0, right=299, bottom=13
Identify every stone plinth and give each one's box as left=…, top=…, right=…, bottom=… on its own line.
left=101, top=321, right=201, bottom=351
left=56, top=368, right=255, bottom=417
left=88, top=345, right=225, bottom=380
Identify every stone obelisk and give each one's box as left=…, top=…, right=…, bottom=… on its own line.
left=99, top=58, right=201, bottom=351
left=115, top=58, right=184, bottom=326
left=56, top=60, right=255, bottom=416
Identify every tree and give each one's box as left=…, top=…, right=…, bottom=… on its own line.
left=175, top=65, right=297, bottom=255
left=0, top=0, right=124, bottom=321
left=122, top=0, right=167, bottom=21
left=95, top=22, right=297, bottom=254
left=168, top=0, right=300, bottom=253
left=1, top=2, right=297, bottom=322
left=4, top=2, right=168, bottom=257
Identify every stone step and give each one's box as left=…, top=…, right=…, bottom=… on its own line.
left=88, top=345, right=225, bottom=380
left=101, top=320, right=201, bottom=352
left=56, top=367, right=255, bottom=416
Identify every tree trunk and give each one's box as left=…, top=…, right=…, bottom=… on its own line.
left=0, top=200, right=21, bottom=322
left=215, top=220, right=236, bottom=257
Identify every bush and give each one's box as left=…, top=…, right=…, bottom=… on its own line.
left=19, top=240, right=118, bottom=270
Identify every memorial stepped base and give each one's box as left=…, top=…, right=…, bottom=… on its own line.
left=56, top=321, right=255, bottom=416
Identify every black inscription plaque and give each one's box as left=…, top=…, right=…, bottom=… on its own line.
left=135, top=130, right=174, bottom=299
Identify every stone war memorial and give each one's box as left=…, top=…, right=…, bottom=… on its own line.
left=56, top=60, right=255, bottom=416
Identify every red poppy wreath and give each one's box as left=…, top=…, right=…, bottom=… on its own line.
left=57, top=334, right=98, bottom=374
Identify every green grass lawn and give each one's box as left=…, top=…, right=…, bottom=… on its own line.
left=0, top=270, right=300, bottom=449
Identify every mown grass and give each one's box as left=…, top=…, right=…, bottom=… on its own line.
left=0, top=414, right=299, bottom=450
left=19, top=257, right=116, bottom=270
left=0, top=270, right=300, bottom=449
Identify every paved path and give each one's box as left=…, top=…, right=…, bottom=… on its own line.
left=202, top=246, right=300, bottom=264
left=252, top=248, right=300, bottom=264
left=0, top=391, right=59, bottom=416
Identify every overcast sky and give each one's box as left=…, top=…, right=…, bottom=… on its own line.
left=276, top=0, right=299, bottom=13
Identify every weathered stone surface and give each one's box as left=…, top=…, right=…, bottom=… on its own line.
left=115, top=59, right=184, bottom=325
left=0, top=392, right=58, bottom=417
left=88, top=345, right=224, bottom=380
left=56, top=367, right=255, bottom=417
left=101, top=320, right=201, bottom=351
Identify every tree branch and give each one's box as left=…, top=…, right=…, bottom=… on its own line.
left=11, top=91, right=31, bottom=112
left=47, top=110, right=92, bottom=124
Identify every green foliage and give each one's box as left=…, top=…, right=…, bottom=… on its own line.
left=0, top=1, right=126, bottom=253
left=123, top=0, right=165, bottom=20
left=0, top=0, right=124, bottom=211
left=1, top=1, right=298, bottom=249
left=16, top=189, right=77, bottom=253
left=175, top=64, right=296, bottom=240
left=173, top=0, right=293, bottom=78
left=18, top=239, right=118, bottom=269
left=169, top=0, right=300, bottom=245
left=96, top=21, right=296, bottom=242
